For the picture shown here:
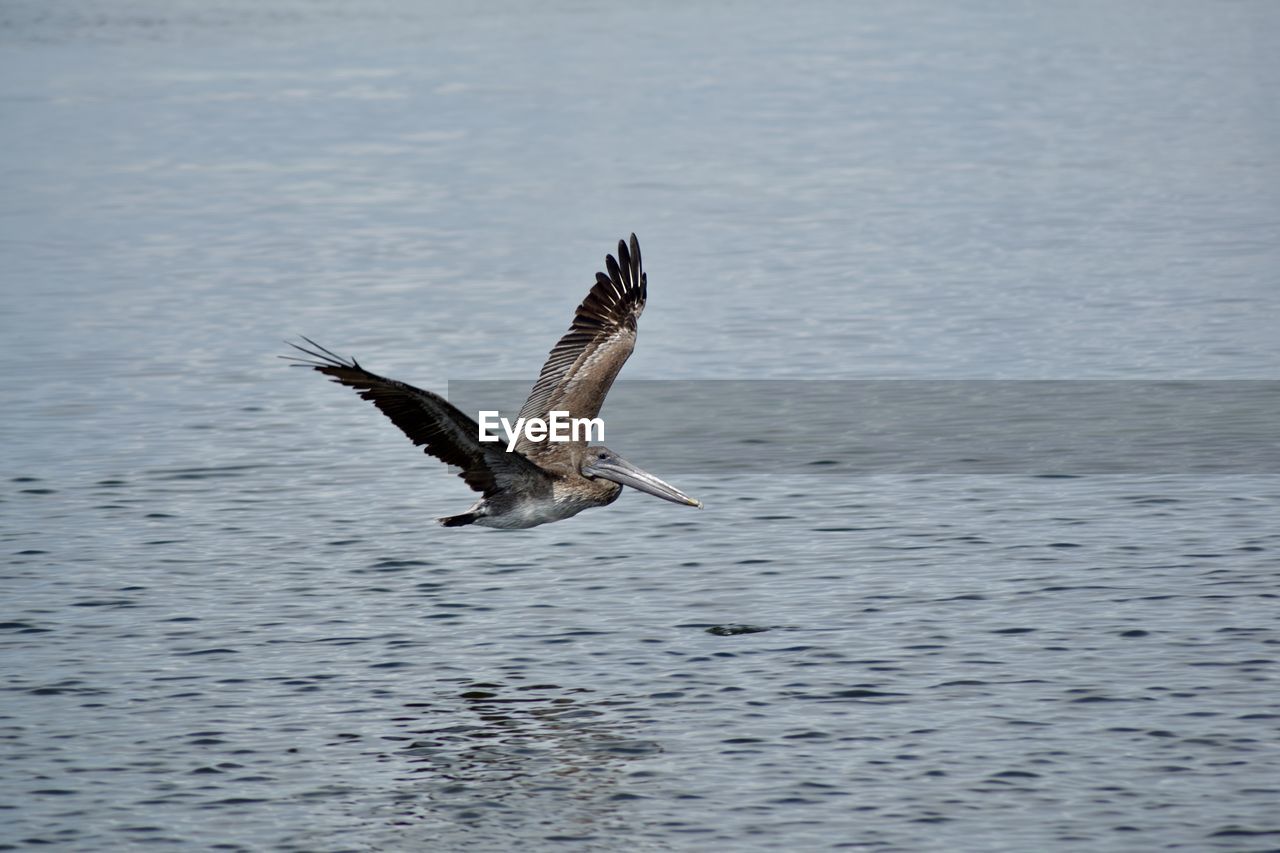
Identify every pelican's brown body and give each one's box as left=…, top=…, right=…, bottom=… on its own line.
left=446, top=445, right=624, bottom=529
left=287, top=234, right=701, bottom=529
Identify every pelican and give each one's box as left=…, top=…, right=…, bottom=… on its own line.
left=285, top=234, right=702, bottom=529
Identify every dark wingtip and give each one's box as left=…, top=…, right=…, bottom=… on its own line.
left=606, top=251, right=623, bottom=289
left=606, top=234, right=642, bottom=292
left=282, top=336, right=358, bottom=370
left=628, top=233, right=642, bottom=290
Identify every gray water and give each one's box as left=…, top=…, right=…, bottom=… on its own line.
left=3, top=1, right=1280, bottom=850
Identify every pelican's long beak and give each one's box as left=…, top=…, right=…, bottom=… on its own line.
left=585, top=455, right=703, bottom=508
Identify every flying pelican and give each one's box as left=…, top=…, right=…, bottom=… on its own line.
left=285, top=234, right=702, bottom=529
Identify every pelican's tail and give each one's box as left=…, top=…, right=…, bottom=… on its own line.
left=438, top=512, right=479, bottom=527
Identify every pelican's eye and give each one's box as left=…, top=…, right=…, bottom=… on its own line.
left=597, top=451, right=608, bottom=460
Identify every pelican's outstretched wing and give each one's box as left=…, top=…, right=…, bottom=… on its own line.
left=514, top=234, right=647, bottom=453
left=284, top=338, right=547, bottom=497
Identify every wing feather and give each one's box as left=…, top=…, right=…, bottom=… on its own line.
left=514, top=234, right=647, bottom=452
left=284, top=338, right=547, bottom=497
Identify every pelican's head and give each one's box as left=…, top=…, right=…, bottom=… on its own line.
left=581, top=446, right=703, bottom=508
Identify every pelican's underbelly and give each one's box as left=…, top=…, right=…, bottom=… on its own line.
left=472, top=481, right=620, bottom=529
left=473, top=499, right=589, bottom=529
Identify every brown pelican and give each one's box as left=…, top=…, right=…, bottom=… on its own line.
left=285, top=234, right=702, bottom=529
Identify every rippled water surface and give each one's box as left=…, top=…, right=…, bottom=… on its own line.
left=3, top=2, right=1280, bottom=850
